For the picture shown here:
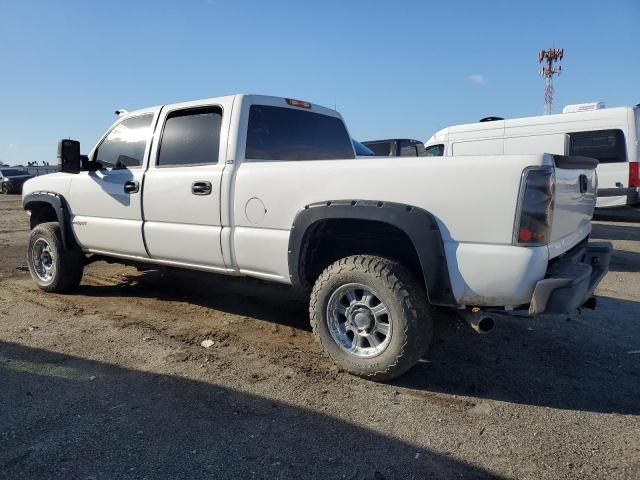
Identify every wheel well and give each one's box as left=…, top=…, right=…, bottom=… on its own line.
left=298, top=219, right=424, bottom=288
left=27, top=201, right=58, bottom=229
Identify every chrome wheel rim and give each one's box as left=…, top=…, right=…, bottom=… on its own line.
left=32, top=237, right=55, bottom=283
left=326, top=283, right=392, bottom=358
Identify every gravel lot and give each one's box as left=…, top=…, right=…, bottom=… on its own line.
left=1, top=194, right=639, bottom=479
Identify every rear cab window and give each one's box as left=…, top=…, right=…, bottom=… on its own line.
left=363, top=142, right=393, bottom=156
left=399, top=139, right=427, bottom=157
left=246, top=105, right=354, bottom=160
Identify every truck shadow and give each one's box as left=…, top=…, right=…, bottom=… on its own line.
left=0, top=341, right=502, bottom=480
left=396, top=295, right=640, bottom=415
left=75, top=269, right=640, bottom=415
left=606, top=249, right=640, bottom=273
left=593, top=207, right=640, bottom=223
left=591, top=222, right=640, bottom=241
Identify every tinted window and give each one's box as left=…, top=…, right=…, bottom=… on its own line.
left=158, top=107, right=222, bottom=167
left=364, top=142, right=393, bottom=156
left=399, top=140, right=426, bottom=157
left=246, top=105, right=354, bottom=161
left=568, top=129, right=626, bottom=163
left=424, top=144, right=444, bottom=157
left=95, top=115, right=153, bottom=168
left=1, top=168, right=29, bottom=176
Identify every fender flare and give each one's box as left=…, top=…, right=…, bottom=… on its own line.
left=287, top=200, right=458, bottom=307
left=23, top=192, right=77, bottom=250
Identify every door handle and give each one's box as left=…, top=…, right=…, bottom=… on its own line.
left=123, top=180, right=139, bottom=194
left=192, top=181, right=212, bottom=195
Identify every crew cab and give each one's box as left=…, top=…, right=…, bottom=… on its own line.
left=22, top=94, right=612, bottom=380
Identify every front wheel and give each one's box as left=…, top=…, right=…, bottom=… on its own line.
left=27, top=222, right=84, bottom=292
left=1, top=183, right=7, bottom=194
left=310, top=255, right=433, bottom=381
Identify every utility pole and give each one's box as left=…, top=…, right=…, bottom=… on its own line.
left=539, top=48, right=563, bottom=115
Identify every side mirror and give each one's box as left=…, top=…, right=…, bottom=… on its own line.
left=57, top=139, right=81, bottom=174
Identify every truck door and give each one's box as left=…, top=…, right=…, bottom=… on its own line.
left=142, top=98, right=232, bottom=269
left=68, top=110, right=159, bottom=256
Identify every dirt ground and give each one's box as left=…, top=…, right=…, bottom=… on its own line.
left=1, top=194, right=639, bottom=480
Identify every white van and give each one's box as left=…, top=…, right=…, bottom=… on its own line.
left=424, top=103, right=640, bottom=208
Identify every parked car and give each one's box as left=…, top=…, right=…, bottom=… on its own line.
left=362, top=138, right=427, bottom=157
left=1, top=167, right=34, bottom=194
left=424, top=102, right=640, bottom=208
left=22, top=94, right=611, bottom=380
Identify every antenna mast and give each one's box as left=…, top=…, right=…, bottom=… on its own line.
left=538, top=48, right=563, bottom=115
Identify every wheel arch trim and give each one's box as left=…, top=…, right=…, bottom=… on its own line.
left=23, top=192, right=77, bottom=250
left=287, top=200, right=458, bottom=307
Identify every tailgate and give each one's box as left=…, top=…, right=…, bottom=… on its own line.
left=549, top=155, right=598, bottom=254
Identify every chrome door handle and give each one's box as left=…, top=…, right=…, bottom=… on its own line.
left=192, top=181, right=212, bottom=195
left=123, top=180, right=139, bottom=194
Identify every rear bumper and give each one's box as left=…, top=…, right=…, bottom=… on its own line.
left=528, top=241, right=612, bottom=315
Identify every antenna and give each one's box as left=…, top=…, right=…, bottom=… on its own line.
left=538, top=48, right=563, bottom=115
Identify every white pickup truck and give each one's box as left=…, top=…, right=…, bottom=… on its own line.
left=22, top=94, right=612, bottom=380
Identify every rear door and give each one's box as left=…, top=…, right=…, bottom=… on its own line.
left=142, top=98, right=233, bottom=269
left=567, top=129, right=628, bottom=207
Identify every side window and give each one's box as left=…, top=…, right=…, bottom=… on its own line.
left=157, top=107, right=222, bottom=167
left=399, top=140, right=418, bottom=157
left=424, top=144, right=444, bottom=156
left=365, top=142, right=393, bottom=156
left=95, top=115, right=153, bottom=168
left=568, top=129, right=627, bottom=163
left=246, top=105, right=354, bottom=161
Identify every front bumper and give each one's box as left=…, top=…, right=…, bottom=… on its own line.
left=528, top=240, right=612, bottom=315
left=5, top=182, right=25, bottom=193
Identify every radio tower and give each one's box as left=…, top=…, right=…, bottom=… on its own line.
left=539, top=48, right=563, bottom=115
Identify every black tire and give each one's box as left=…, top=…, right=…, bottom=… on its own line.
left=27, top=222, right=84, bottom=293
left=310, top=255, right=433, bottom=381
left=1, top=183, right=7, bottom=194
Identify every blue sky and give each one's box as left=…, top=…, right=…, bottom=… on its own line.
left=1, top=0, right=638, bottom=165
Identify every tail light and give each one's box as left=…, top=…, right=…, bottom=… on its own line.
left=630, top=162, right=640, bottom=188
left=513, top=167, right=555, bottom=246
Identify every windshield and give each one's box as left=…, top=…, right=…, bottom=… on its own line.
left=1, top=168, right=29, bottom=177
left=352, top=139, right=375, bottom=156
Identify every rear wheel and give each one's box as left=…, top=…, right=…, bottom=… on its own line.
left=27, top=222, right=84, bottom=292
left=310, top=255, right=433, bottom=381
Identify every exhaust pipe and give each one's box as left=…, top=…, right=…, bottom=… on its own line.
left=460, top=307, right=495, bottom=334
